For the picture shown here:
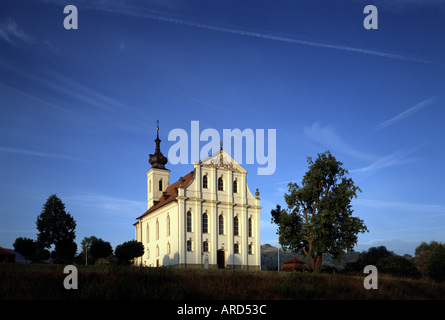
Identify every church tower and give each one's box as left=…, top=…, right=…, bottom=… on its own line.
left=146, top=121, right=170, bottom=209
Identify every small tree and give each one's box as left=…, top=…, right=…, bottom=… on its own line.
left=427, top=244, right=445, bottom=283
left=89, top=238, right=113, bottom=262
left=271, top=151, right=368, bottom=272
left=13, top=237, right=36, bottom=263
left=115, top=240, right=144, bottom=265
left=413, top=241, right=441, bottom=276
left=80, top=236, right=98, bottom=265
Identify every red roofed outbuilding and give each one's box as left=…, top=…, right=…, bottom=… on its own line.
left=281, top=257, right=309, bottom=272
left=0, top=247, right=15, bottom=263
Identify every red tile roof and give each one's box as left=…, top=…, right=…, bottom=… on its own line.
left=0, top=247, right=15, bottom=255
left=136, top=170, right=195, bottom=220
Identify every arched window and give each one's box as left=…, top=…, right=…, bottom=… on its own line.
left=234, top=216, right=239, bottom=236
left=219, top=214, right=224, bottom=235
left=156, top=219, right=159, bottom=240
left=167, top=242, right=170, bottom=254
left=234, top=243, right=240, bottom=254
left=202, top=212, right=208, bottom=234
left=156, top=245, right=159, bottom=257
left=166, top=214, right=170, bottom=236
left=218, top=176, right=224, bottom=191
left=203, top=175, right=208, bottom=189
left=233, top=179, right=238, bottom=193
left=187, top=210, right=192, bottom=232
left=159, top=179, right=163, bottom=191
left=146, top=224, right=150, bottom=243
left=248, top=217, right=253, bottom=237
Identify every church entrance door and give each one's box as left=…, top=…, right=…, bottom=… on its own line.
left=217, top=250, right=225, bottom=269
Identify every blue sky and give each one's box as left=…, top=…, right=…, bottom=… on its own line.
left=1, top=0, right=445, bottom=256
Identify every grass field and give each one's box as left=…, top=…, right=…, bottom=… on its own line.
left=1, top=264, right=444, bottom=300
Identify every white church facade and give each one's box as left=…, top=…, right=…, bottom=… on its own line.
left=134, top=125, right=261, bottom=270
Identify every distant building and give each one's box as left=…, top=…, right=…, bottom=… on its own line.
left=0, top=247, right=15, bottom=263
left=134, top=125, right=261, bottom=270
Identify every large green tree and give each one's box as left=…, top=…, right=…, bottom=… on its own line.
left=36, top=194, right=77, bottom=263
left=271, top=151, right=368, bottom=272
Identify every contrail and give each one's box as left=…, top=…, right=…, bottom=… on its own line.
left=131, top=10, right=438, bottom=65
left=69, top=1, right=439, bottom=65
left=375, top=96, right=440, bottom=131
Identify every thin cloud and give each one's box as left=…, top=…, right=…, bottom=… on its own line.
left=375, top=96, right=440, bottom=131
left=356, top=198, right=445, bottom=213
left=0, top=18, right=34, bottom=45
left=0, top=146, right=85, bottom=162
left=65, top=194, right=146, bottom=217
left=303, top=122, right=374, bottom=161
left=350, top=145, right=423, bottom=176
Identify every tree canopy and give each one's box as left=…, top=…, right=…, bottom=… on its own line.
left=271, top=151, right=368, bottom=272
left=36, top=194, right=76, bottom=263
left=115, top=240, right=144, bottom=265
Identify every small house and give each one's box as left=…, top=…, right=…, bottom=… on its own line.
left=0, top=247, right=15, bottom=263
left=281, top=257, right=309, bottom=272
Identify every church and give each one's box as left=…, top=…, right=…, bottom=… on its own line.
left=134, top=124, right=261, bottom=270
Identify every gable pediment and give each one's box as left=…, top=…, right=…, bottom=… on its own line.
left=197, top=149, right=247, bottom=173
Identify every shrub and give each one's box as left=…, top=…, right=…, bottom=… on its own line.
left=376, top=255, right=421, bottom=279
left=427, top=245, right=445, bottom=283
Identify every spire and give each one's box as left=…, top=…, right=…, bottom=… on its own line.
left=149, top=120, right=168, bottom=169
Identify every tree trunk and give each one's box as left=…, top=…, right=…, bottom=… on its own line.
left=309, top=255, right=323, bottom=273
left=314, top=255, right=322, bottom=273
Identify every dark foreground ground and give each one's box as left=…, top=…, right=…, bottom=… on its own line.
left=1, top=264, right=444, bottom=300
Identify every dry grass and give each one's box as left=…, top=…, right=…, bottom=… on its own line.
left=1, top=264, right=444, bottom=300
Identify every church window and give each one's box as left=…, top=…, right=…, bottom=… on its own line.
left=234, top=243, right=240, bottom=254
left=218, top=176, right=224, bottom=191
left=248, top=217, right=253, bottom=237
left=202, top=212, right=208, bottom=234
left=146, top=224, right=149, bottom=243
left=233, top=179, right=238, bottom=193
left=159, top=179, right=163, bottom=191
left=187, top=240, right=192, bottom=252
left=203, top=241, right=209, bottom=252
left=156, top=245, right=159, bottom=257
left=187, top=210, right=192, bottom=232
left=203, top=175, right=208, bottom=189
left=248, top=243, right=253, bottom=254
left=156, top=219, right=159, bottom=240
left=167, top=242, right=170, bottom=254
left=234, top=216, right=239, bottom=236
left=219, top=214, right=224, bottom=235
left=166, top=214, right=170, bottom=236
